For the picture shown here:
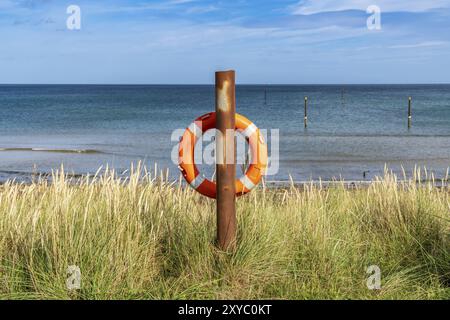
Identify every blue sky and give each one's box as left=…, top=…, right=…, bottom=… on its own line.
left=1, top=0, right=450, bottom=84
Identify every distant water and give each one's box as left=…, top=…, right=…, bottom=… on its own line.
left=0, top=84, right=449, bottom=183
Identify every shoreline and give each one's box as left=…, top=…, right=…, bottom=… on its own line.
left=1, top=175, right=448, bottom=189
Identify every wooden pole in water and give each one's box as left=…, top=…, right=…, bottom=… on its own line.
left=264, top=88, right=267, bottom=105
left=408, top=97, right=412, bottom=128
left=215, top=70, right=236, bottom=251
left=304, top=96, right=308, bottom=128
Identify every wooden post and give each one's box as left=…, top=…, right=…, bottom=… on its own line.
left=408, top=97, right=412, bottom=128
left=215, top=71, right=236, bottom=251
left=304, top=96, right=308, bottom=128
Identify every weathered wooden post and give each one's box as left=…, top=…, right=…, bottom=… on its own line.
left=304, top=96, right=308, bottom=128
left=179, top=71, right=267, bottom=251
left=215, top=71, right=236, bottom=251
left=408, top=97, right=412, bottom=128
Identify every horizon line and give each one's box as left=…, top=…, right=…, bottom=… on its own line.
left=1, top=83, right=450, bottom=86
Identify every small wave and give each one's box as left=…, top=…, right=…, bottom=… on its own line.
left=0, top=147, right=102, bottom=154
left=0, top=170, right=85, bottom=183
left=284, top=133, right=450, bottom=139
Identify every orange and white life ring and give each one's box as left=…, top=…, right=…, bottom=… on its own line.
left=178, top=112, right=268, bottom=199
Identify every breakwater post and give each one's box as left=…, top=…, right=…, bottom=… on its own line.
left=304, top=96, right=308, bottom=128
left=408, top=97, right=412, bottom=128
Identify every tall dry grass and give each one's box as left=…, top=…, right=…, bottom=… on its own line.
left=0, top=165, right=448, bottom=300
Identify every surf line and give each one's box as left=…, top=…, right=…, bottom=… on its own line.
left=0, top=147, right=102, bottom=154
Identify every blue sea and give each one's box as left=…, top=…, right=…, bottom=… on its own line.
left=0, top=84, right=449, bottom=183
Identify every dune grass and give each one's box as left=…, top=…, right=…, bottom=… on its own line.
left=0, top=165, right=448, bottom=300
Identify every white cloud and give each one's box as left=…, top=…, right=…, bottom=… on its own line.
left=292, top=0, right=450, bottom=15
left=0, top=1, right=14, bottom=9
left=186, top=5, right=218, bottom=14
left=169, top=0, right=197, bottom=4
left=69, top=0, right=199, bottom=14
left=388, top=41, right=449, bottom=49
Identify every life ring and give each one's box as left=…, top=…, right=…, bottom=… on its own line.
left=178, top=112, right=268, bottom=199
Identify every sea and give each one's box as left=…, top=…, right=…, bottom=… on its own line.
left=0, top=84, right=449, bottom=183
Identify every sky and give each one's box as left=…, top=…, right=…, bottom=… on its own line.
left=0, top=0, right=450, bottom=84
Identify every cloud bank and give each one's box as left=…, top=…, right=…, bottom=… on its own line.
left=292, top=0, right=450, bottom=15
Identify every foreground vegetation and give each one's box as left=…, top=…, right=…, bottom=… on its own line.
left=0, top=165, right=448, bottom=300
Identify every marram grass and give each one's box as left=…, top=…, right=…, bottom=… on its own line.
left=0, top=165, right=448, bottom=300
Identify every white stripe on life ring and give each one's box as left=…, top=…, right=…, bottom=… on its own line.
left=241, top=123, right=257, bottom=139
left=189, top=174, right=205, bottom=189
left=188, top=122, right=202, bottom=139
left=240, top=175, right=256, bottom=190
